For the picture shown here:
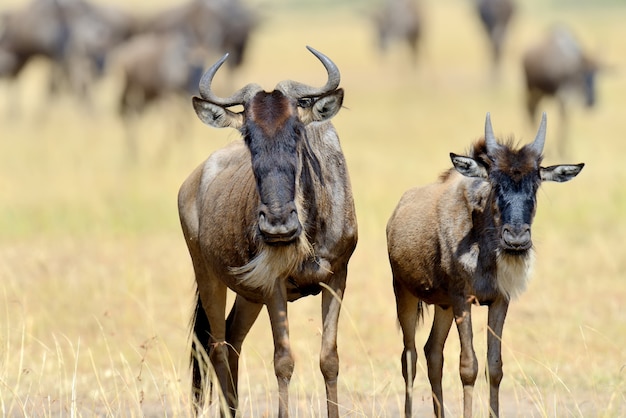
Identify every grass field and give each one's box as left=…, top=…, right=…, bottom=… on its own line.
left=1, top=0, right=626, bottom=416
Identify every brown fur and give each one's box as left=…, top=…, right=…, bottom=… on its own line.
left=387, top=113, right=583, bottom=418
left=179, top=49, right=357, bottom=418
left=522, top=25, right=600, bottom=155
left=247, top=91, right=294, bottom=137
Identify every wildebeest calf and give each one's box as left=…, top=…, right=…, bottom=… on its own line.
left=387, top=113, right=584, bottom=418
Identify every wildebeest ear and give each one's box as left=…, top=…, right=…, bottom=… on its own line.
left=192, top=96, right=243, bottom=129
left=540, top=163, right=585, bottom=182
left=298, top=88, right=344, bottom=124
left=450, top=153, right=488, bottom=179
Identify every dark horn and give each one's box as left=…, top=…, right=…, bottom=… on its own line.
left=531, top=112, right=547, bottom=155
left=306, top=45, right=341, bottom=94
left=278, top=46, right=341, bottom=98
left=484, top=112, right=500, bottom=152
left=198, top=53, right=260, bottom=106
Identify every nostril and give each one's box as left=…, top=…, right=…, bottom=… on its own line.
left=256, top=203, right=301, bottom=244
left=502, top=224, right=532, bottom=249
left=258, top=203, right=268, bottom=218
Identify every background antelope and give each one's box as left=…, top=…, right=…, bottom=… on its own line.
left=370, top=0, right=422, bottom=64
left=178, top=46, right=357, bottom=417
left=387, top=113, right=584, bottom=417
left=522, top=25, right=601, bottom=156
left=474, top=0, right=516, bottom=76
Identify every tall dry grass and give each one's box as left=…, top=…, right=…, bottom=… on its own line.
left=1, top=0, right=625, bottom=416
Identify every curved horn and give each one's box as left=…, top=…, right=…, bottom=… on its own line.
left=484, top=112, right=500, bottom=152
left=198, top=53, right=261, bottom=106
left=278, top=46, right=341, bottom=98
left=530, top=112, right=547, bottom=155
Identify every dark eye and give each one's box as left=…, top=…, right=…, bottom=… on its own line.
left=298, top=98, right=313, bottom=108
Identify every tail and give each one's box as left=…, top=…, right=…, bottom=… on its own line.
left=190, top=291, right=212, bottom=411
left=417, top=300, right=426, bottom=325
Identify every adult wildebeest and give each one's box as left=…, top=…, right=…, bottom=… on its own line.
left=178, top=46, right=357, bottom=417
left=522, top=25, right=600, bottom=156
left=371, top=0, right=422, bottom=63
left=387, top=113, right=583, bottom=418
left=58, top=0, right=138, bottom=101
left=475, top=0, right=515, bottom=75
left=0, top=0, right=68, bottom=76
left=111, top=0, right=257, bottom=123
left=0, top=0, right=69, bottom=115
left=110, top=31, right=205, bottom=159
left=113, top=32, right=204, bottom=119
left=0, top=0, right=136, bottom=110
left=138, top=0, right=257, bottom=72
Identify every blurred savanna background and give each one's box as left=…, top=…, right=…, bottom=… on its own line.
left=1, top=0, right=625, bottom=416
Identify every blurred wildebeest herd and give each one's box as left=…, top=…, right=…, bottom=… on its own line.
left=0, top=0, right=604, bottom=158
left=0, top=0, right=256, bottom=119
left=369, top=0, right=605, bottom=155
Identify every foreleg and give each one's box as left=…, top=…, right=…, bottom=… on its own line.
left=266, top=281, right=293, bottom=418
left=486, top=297, right=509, bottom=417
left=393, top=278, right=421, bottom=418
left=320, top=268, right=348, bottom=418
left=454, top=300, right=478, bottom=418
left=424, top=306, right=454, bottom=418
left=225, top=295, right=263, bottom=412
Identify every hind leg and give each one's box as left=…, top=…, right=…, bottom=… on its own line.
left=393, top=278, right=420, bottom=418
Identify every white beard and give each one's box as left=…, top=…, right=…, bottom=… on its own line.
left=496, top=250, right=536, bottom=300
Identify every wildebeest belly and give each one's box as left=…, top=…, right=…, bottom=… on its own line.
left=286, top=255, right=338, bottom=301
left=413, top=287, right=454, bottom=307
left=402, top=269, right=502, bottom=307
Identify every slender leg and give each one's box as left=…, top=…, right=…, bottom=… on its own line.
left=197, top=280, right=231, bottom=418
left=320, top=268, right=347, bottom=418
left=525, top=89, right=541, bottom=123
left=266, top=281, right=293, bottom=418
left=424, top=306, right=454, bottom=418
left=454, top=301, right=478, bottom=418
left=393, top=278, right=420, bottom=418
left=225, top=295, right=263, bottom=413
left=486, top=297, right=509, bottom=418
left=187, top=232, right=231, bottom=417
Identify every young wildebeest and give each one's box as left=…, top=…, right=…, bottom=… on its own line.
left=178, top=46, right=357, bottom=417
left=523, top=26, right=600, bottom=156
left=387, top=113, right=583, bottom=418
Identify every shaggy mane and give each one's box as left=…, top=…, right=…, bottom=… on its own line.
left=469, top=136, right=543, bottom=177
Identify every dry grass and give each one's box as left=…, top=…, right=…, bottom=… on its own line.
left=1, top=0, right=626, bottom=416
